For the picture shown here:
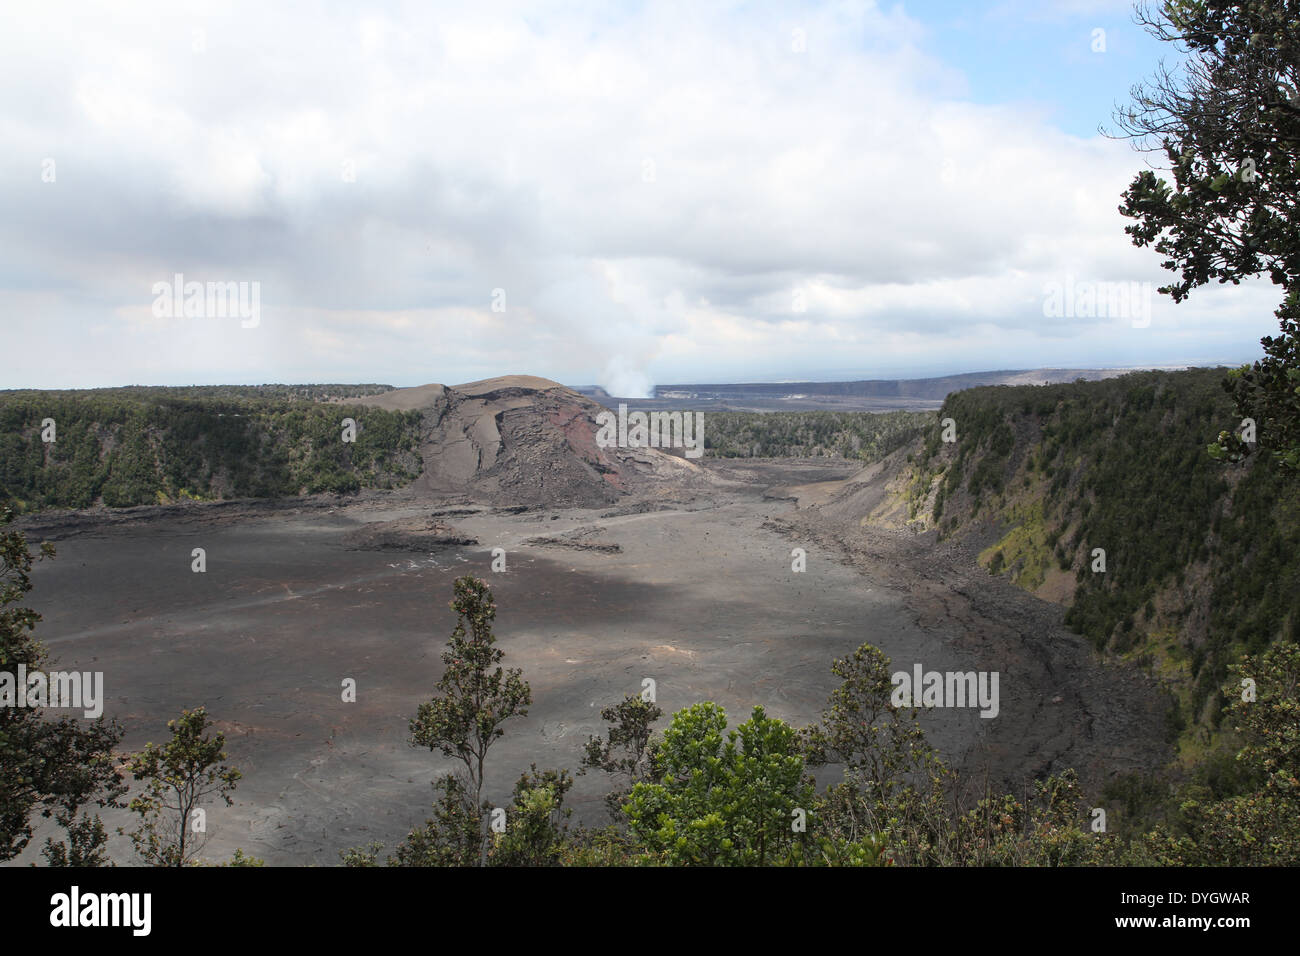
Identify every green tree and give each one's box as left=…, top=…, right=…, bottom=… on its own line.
left=0, top=507, right=126, bottom=863
left=385, top=773, right=483, bottom=867
left=624, top=702, right=813, bottom=866
left=1142, top=642, right=1300, bottom=864
left=1114, top=0, right=1300, bottom=471
left=339, top=841, right=387, bottom=868
left=802, top=643, right=953, bottom=864
left=488, top=765, right=574, bottom=867
left=409, top=576, right=532, bottom=862
left=580, top=694, right=662, bottom=818
left=801, top=643, right=941, bottom=800
left=41, top=815, right=113, bottom=867
left=947, top=770, right=1105, bottom=867
left=123, top=706, right=242, bottom=866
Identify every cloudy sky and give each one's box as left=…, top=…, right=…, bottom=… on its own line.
left=0, top=0, right=1285, bottom=393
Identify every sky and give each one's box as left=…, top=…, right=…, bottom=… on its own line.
left=0, top=0, right=1286, bottom=394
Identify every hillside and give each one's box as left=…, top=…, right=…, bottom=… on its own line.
left=700, top=409, right=931, bottom=460
left=0, top=387, right=423, bottom=511
left=359, top=375, right=709, bottom=507
left=846, top=368, right=1300, bottom=768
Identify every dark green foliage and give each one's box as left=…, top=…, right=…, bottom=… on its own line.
left=0, top=509, right=127, bottom=862
left=122, top=706, right=242, bottom=866
left=1114, top=1, right=1300, bottom=475
left=580, top=694, right=663, bottom=819
left=801, top=643, right=939, bottom=802
left=41, top=814, right=112, bottom=867
left=915, top=369, right=1300, bottom=718
left=367, top=637, right=1300, bottom=865
left=488, top=765, right=575, bottom=866
left=0, top=387, right=422, bottom=511
left=409, top=576, right=532, bottom=845
left=221, top=848, right=266, bottom=866
left=1098, top=771, right=1174, bottom=841
left=384, top=774, right=483, bottom=868
left=701, top=409, right=932, bottom=460
left=1132, top=643, right=1300, bottom=865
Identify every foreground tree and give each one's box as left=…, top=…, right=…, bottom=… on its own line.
left=123, top=706, right=241, bottom=866
left=384, top=773, right=483, bottom=867
left=408, top=576, right=531, bottom=863
left=0, top=508, right=125, bottom=863
left=802, top=643, right=959, bottom=864
left=803, top=644, right=1119, bottom=865
left=580, top=694, right=662, bottom=818
left=488, top=764, right=574, bottom=866
left=41, top=815, right=113, bottom=867
left=1113, top=0, right=1300, bottom=471
left=1132, top=641, right=1300, bottom=864
left=624, top=702, right=813, bottom=866
left=801, top=642, right=942, bottom=801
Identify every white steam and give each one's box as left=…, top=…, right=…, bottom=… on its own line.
left=600, top=356, right=655, bottom=398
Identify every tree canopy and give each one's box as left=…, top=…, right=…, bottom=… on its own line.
left=1114, top=0, right=1300, bottom=471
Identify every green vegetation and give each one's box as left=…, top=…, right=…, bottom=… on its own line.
left=579, top=694, right=662, bottom=818
left=1115, top=0, right=1300, bottom=475
left=406, top=576, right=532, bottom=865
left=700, top=409, right=932, bottom=460
left=408, top=577, right=532, bottom=815
left=907, top=368, right=1300, bottom=789
left=623, top=702, right=813, bottom=866
left=978, top=498, right=1054, bottom=592
left=0, top=508, right=126, bottom=864
left=123, top=706, right=242, bottom=867
left=0, top=386, right=422, bottom=511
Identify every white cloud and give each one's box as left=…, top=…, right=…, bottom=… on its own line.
left=0, top=0, right=1278, bottom=390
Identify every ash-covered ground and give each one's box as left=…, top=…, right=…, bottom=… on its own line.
left=8, top=460, right=1168, bottom=865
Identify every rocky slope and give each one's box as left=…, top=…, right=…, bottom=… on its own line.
left=818, top=368, right=1300, bottom=769
left=766, top=445, right=1176, bottom=792
left=362, top=375, right=711, bottom=507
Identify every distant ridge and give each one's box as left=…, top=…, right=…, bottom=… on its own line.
left=652, top=368, right=1144, bottom=399
left=574, top=368, right=1155, bottom=412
